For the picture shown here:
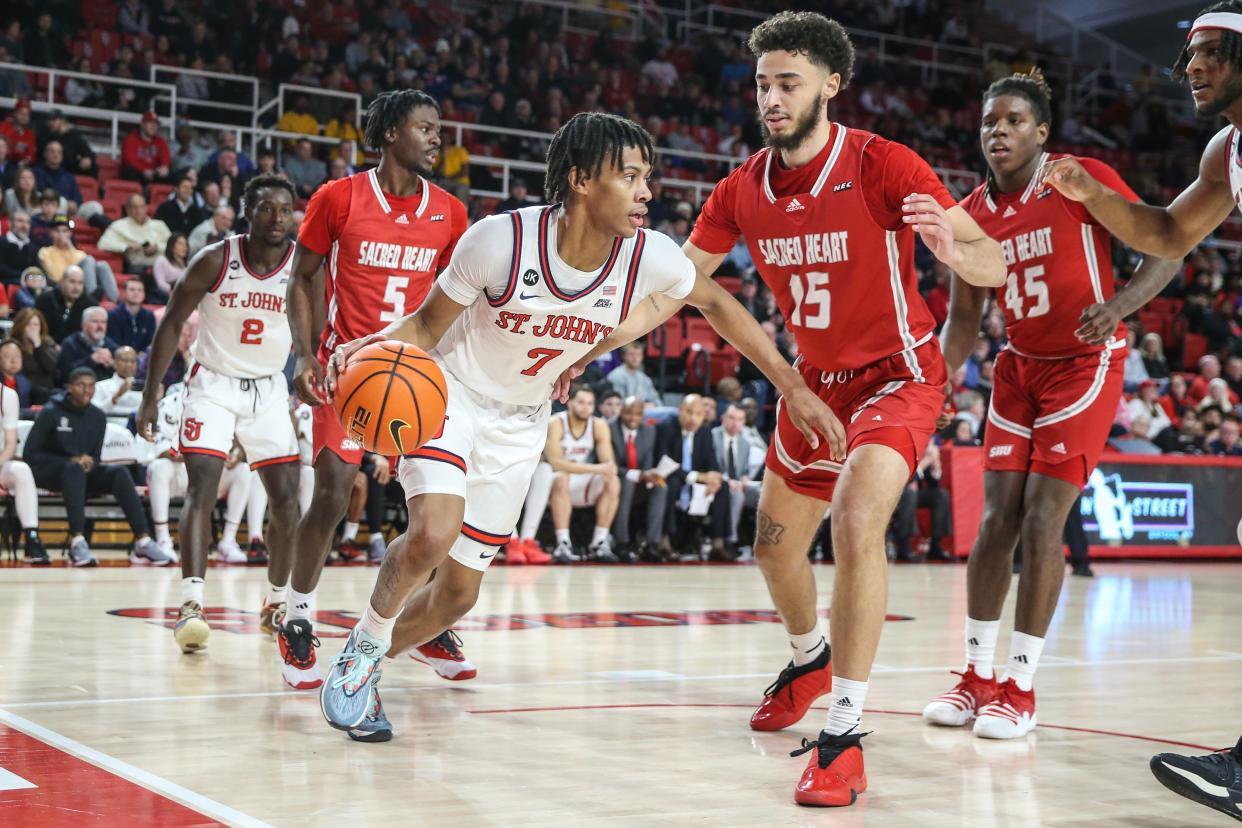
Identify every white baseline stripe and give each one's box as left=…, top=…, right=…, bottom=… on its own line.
left=0, top=708, right=272, bottom=828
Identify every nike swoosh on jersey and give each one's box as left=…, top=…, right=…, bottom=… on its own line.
left=519, top=292, right=540, bottom=300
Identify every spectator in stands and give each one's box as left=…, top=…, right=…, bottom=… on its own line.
left=36, top=264, right=93, bottom=343
left=155, top=175, right=208, bottom=236
left=1189, top=354, right=1223, bottom=405
left=99, top=194, right=171, bottom=274
left=607, top=341, right=661, bottom=405
left=176, top=57, right=209, bottom=102
left=0, top=98, right=36, bottom=164
left=208, top=132, right=256, bottom=179
left=326, top=113, right=363, bottom=166
left=434, top=137, right=471, bottom=200
left=0, top=211, right=38, bottom=284
left=892, top=440, right=950, bottom=562
left=1122, top=328, right=1150, bottom=392
left=63, top=58, right=105, bottom=109
left=91, top=345, right=142, bottom=420
left=23, top=367, right=163, bottom=567
left=642, top=49, right=679, bottom=87
left=0, top=44, right=29, bottom=98
left=199, top=148, right=244, bottom=191
left=654, top=393, right=731, bottom=560
left=738, top=396, right=767, bottom=445
left=326, top=157, right=349, bottom=183
left=13, top=266, right=47, bottom=311
left=495, top=178, right=530, bottom=213
left=701, top=394, right=719, bottom=426
left=1111, top=414, right=1162, bottom=455
left=0, top=136, right=16, bottom=191
left=1208, top=417, right=1242, bottom=456
left=949, top=417, right=979, bottom=446
left=1200, top=377, right=1240, bottom=415
left=5, top=167, right=40, bottom=217
left=1155, top=407, right=1204, bottom=454
left=171, top=124, right=210, bottom=176
left=254, top=147, right=280, bottom=178
left=138, top=312, right=196, bottom=390
left=39, top=110, right=96, bottom=177
left=107, top=280, right=156, bottom=353
left=715, top=403, right=761, bottom=557
left=597, top=389, right=623, bottom=422
left=277, top=96, right=321, bottom=147
left=58, top=306, right=117, bottom=383
left=33, top=141, right=83, bottom=210
left=153, top=234, right=188, bottom=301
left=611, top=395, right=665, bottom=560
left=1225, top=355, right=1242, bottom=400
left=1139, top=332, right=1169, bottom=381
left=0, top=337, right=31, bottom=408
left=12, top=307, right=58, bottom=404
left=1127, top=379, right=1172, bottom=438
left=37, top=217, right=119, bottom=301
left=29, top=189, right=68, bottom=246
left=22, top=13, right=65, bottom=68
left=1160, top=372, right=1191, bottom=426
left=122, top=112, right=172, bottom=183
left=118, top=0, right=150, bottom=36
left=188, top=204, right=234, bottom=256
left=283, top=138, right=327, bottom=199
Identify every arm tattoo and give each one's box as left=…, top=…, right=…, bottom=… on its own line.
left=756, top=509, right=786, bottom=546
left=649, top=295, right=661, bottom=313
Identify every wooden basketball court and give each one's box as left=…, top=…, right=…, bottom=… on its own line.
left=0, top=559, right=1237, bottom=826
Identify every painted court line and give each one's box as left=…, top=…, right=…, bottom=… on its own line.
left=0, top=709, right=272, bottom=828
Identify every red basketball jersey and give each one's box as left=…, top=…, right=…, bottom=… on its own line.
left=298, top=169, right=468, bottom=362
left=691, top=124, right=951, bottom=373
left=959, top=154, right=1138, bottom=358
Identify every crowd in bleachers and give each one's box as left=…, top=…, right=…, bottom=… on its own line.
left=0, top=1, right=1238, bottom=565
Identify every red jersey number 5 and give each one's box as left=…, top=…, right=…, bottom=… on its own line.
left=521, top=347, right=563, bottom=377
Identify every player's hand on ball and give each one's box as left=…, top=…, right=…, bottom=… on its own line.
left=1075, top=302, right=1122, bottom=346
left=326, top=333, right=386, bottom=403
left=293, top=355, right=326, bottom=407
left=1037, top=157, right=1103, bottom=203
left=903, top=194, right=956, bottom=265
left=785, top=385, right=847, bottom=460
left=552, top=359, right=587, bottom=403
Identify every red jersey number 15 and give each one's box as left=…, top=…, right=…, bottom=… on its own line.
left=789, top=271, right=831, bottom=329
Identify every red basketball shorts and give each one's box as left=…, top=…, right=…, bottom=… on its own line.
left=765, top=339, right=948, bottom=502
left=312, top=399, right=365, bottom=466
left=983, top=344, right=1124, bottom=488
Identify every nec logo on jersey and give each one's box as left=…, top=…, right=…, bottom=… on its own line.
left=429, top=213, right=445, bottom=222
left=522, top=269, right=539, bottom=287
left=832, top=180, right=854, bottom=193
left=785, top=197, right=805, bottom=213
left=395, top=213, right=410, bottom=225
left=989, top=445, right=1013, bottom=458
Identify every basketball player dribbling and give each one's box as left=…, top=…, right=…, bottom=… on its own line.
left=280, top=90, right=470, bottom=690
left=317, top=112, right=844, bottom=743
left=923, top=70, right=1181, bottom=739
left=137, top=175, right=304, bottom=654
left=1036, top=3, right=1242, bottom=816
left=571, top=12, right=1005, bottom=806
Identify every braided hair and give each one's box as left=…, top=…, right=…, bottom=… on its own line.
left=363, top=89, right=440, bottom=151
left=982, top=68, right=1053, bottom=197
left=544, top=113, right=655, bottom=205
left=1173, top=1, right=1242, bottom=80
left=241, top=173, right=295, bottom=213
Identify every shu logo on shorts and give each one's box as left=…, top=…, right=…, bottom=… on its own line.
left=522, top=269, right=539, bottom=287
left=340, top=438, right=361, bottom=451
left=989, top=445, right=1013, bottom=458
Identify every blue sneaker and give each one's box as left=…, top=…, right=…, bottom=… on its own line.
left=320, top=626, right=388, bottom=731
left=348, top=675, right=393, bottom=743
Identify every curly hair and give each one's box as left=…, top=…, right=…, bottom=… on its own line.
left=747, top=11, right=855, bottom=88
left=983, top=67, right=1053, bottom=126
left=241, top=173, right=296, bottom=214
left=544, top=112, right=655, bottom=205
left=363, top=89, right=440, bottom=151
left=1173, top=1, right=1242, bottom=80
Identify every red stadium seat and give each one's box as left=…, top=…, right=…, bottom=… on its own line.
left=6, top=284, right=19, bottom=308
left=75, top=175, right=100, bottom=203
left=715, top=276, right=742, bottom=296
left=97, top=157, right=121, bottom=182
left=683, top=317, right=720, bottom=350
left=73, top=224, right=100, bottom=246
left=148, top=183, right=174, bottom=206
left=104, top=179, right=142, bottom=201
left=1181, top=333, right=1209, bottom=369
left=646, top=319, right=685, bottom=359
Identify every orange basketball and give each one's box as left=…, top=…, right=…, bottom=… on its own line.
left=334, top=340, right=448, bottom=456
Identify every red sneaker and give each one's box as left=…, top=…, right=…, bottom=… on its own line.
left=523, top=539, right=552, bottom=565
left=277, top=619, right=322, bottom=690
left=792, top=729, right=869, bottom=807
left=750, top=645, right=832, bottom=731
left=921, top=666, right=1000, bottom=726
left=504, top=539, right=528, bottom=565
left=973, top=679, right=1037, bottom=739
left=410, top=630, right=477, bottom=680
left=337, top=540, right=365, bottom=562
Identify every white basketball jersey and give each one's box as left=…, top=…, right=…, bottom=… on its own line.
left=193, top=234, right=295, bottom=378
left=153, top=382, right=185, bottom=457
left=434, top=206, right=698, bottom=406
left=558, top=411, right=596, bottom=463
left=1229, top=128, right=1242, bottom=212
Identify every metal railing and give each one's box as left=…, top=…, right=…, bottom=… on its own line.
left=0, top=62, right=177, bottom=140
left=149, top=63, right=260, bottom=122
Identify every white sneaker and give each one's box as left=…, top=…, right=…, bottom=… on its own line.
left=131, top=536, right=174, bottom=566
left=972, top=680, right=1037, bottom=739
left=67, top=536, right=97, bottom=568
left=156, top=537, right=178, bottom=563
left=552, top=537, right=579, bottom=563
left=215, top=538, right=247, bottom=564
left=588, top=536, right=619, bottom=563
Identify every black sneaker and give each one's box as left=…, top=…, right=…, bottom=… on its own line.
left=247, top=537, right=269, bottom=565
left=1150, top=736, right=1242, bottom=822
left=23, top=535, right=49, bottom=565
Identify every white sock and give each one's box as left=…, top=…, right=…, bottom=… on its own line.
left=267, top=583, right=287, bottom=604
left=357, top=602, right=396, bottom=645
left=286, top=587, right=315, bottom=622
left=965, top=617, right=1001, bottom=680
left=342, top=521, right=359, bottom=542
left=222, top=520, right=240, bottom=545
left=154, top=522, right=171, bottom=543
left=1002, top=631, right=1045, bottom=691
left=71, top=533, right=85, bottom=545
left=555, top=528, right=570, bottom=544
left=591, top=525, right=609, bottom=545
left=182, top=576, right=205, bottom=606
left=251, top=533, right=264, bottom=544
left=789, top=626, right=827, bottom=667
left=824, top=677, right=868, bottom=736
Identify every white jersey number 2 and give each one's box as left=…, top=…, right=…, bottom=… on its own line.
left=379, top=276, right=410, bottom=323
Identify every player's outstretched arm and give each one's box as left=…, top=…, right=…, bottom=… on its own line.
left=904, top=197, right=1006, bottom=288
left=135, top=243, right=225, bottom=442
left=939, top=274, right=988, bottom=374
left=286, top=242, right=328, bottom=406
left=1040, top=131, right=1237, bottom=259
left=1075, top=254, right=1184, bottom=346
